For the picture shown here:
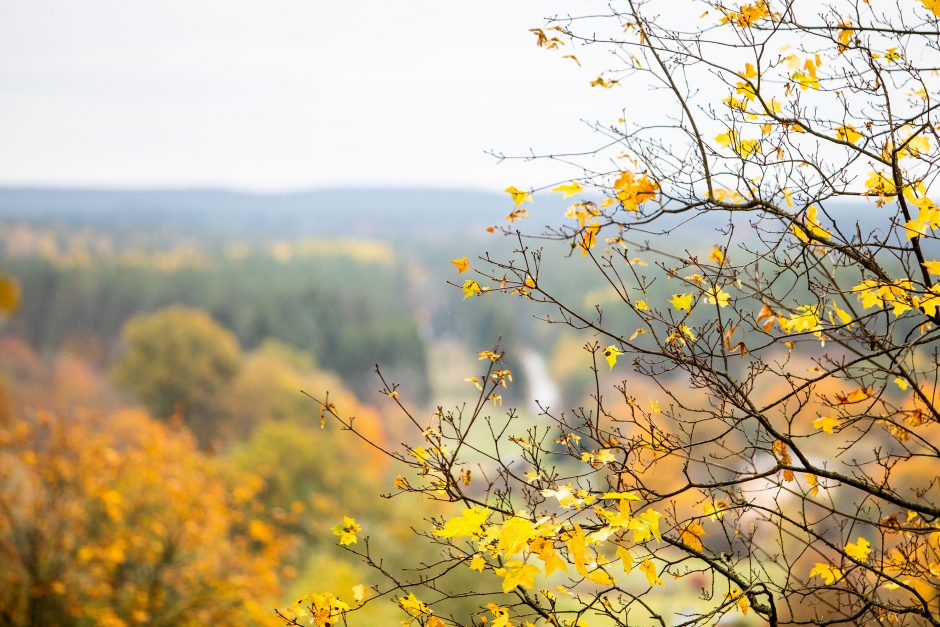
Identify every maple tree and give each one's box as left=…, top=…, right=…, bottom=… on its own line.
left=287, top=1, right=940, bottom=625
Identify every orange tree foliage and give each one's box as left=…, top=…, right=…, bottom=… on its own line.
left=283, top=1, right=940, bottom=626
left=0, top=407, right=290, bottom=626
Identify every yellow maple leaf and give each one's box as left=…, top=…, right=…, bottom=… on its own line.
left=830, top=301, right=853, bottom=326
left=603, top=345, right=622, bottom=369
left=613, top=170, right=658, bottom=211
left=923, top=260, right=940, bottom=275
left=835, top=124, right=862, bottom=144
left=738, top=62, right=758, bottom=79
left=485, top=603, right=511, bottom=627
left=807, top=473, right=819, bottom=496
left=450, top=256, right=470, bottom=274
left=462, top=279, right=482, bottom=299
left=792, top=205, right=832, bottom=242
left=883, top=47, right=902, bottom=63
left=435, top=506, right=489, bottom=538
left=469, top=554, right=486, bottom=572
left=680, top=521, right=706, bottom=552
left=710, top=245, right=726, bottom=266
left=552, top=181, right=583, bottom=198
left=813, top=416, right=840, bottom=434
left=398, top=592, right=432, bottom=617
left=835, top=388, right=873, bottom=404
left=590, top=75, right=619, bottom=88
left=705, top=286, right=731, bottom=307
left=810, top=562, right=844, bottom=585
left=505, top=186, right=532, bottom=207
left=836, top=21, right=854, bottom=52
left=844, top=536, right=871, bottom=562
left=331, top=516, right=361, bottom=545
left=635, top=299, right=649, bottom=311
left=630, top=509, right=662, bottom=543
left=639, top=558, right=664, bottom=587
left=670, top=293, right=693, bottom=311
left=530, top=537, right=567, bottom=575
left=704, top=500, right=728, bottom=520
left=495, top=560, right=540, bottom=593
left=615, top=546, right=633, bottom=573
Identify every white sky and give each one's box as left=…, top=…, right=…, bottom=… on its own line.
left=0, top=0, right=629, bottom=192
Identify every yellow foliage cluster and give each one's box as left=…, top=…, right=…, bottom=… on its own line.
left=0, top=408, right=289, bottom=625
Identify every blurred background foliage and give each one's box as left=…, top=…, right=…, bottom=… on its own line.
left=0, top=191, right=742, bottom=624
left=0, top=194, right=611, bottom=625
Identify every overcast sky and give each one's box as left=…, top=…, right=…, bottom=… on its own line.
left=0, top=0, right=628, bottom=192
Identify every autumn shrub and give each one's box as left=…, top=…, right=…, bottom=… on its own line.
left=0, top=407, right=289, bottom=626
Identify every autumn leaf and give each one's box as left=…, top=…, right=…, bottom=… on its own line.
left=505, top=207, right=529, bottom=222
left=680, top=521, right=706, bottom=551
left=704, top=500, right=728, bottom=520
left=670, top=293, right=693, bottom=311
left=836, top=21, right=854, bottom=52
left=756, top=302, right=776, bottom=332
left=705, top=286, right=731, bottom=307
left=435, top=506, right=489, bottom=538
left=331, top=516, right=361, bottom=545
left=591, top=75, right=619, bottom=88
left=807, top=473, right=819, bottom=496
left=450, top=256, right=470, bottom=274
left=639, top=558, right=664, bottom=587
left=601, top=491, right=640, bottom=500
left=552, top=181, right=583, bottom=198
left=613, top=170, right=658, bottom=211
left=810, top=562, right=844, bottom=585
left=922, top=259, right=940, bottom=275
left=792, top=205, right=832, bottom=242
left=710, top=245, right=726, bottom=266
left=478, top=350, right=503, bottom=362
left=495, top=560, right=541, bottom=593
left=835, top=388, right=873, bottom=404
left=844, top=536, right=872, bottom=562
left=835, top=124, right=861, bottom=144
left=398, top=592, right=432, bottom=617
left=603, top=345, right=622, bottom=369
left=462, top=279, right=483, bottom=299
left=813, top=416, right=840, bottom=434
left=505, top=186, right=532, bottom=207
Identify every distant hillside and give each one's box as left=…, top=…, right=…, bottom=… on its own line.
left=0, top=187, right=570, bottom=239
